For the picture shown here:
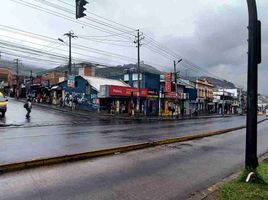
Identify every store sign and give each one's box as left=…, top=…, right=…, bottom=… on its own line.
left=67, top=75, right=75, bottom=88
left=165, top=72, right=172, bottom=93
left=165, top=72, right=172, bottom=82
left=148, top=90, right=159, bottom=98
left=109, top=85, right=148, bottom=97
left=165, top=92, right=187, bottom=99
left=165, top=81, right=171, bottom=93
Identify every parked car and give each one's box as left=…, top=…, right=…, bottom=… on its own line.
left=0, top=92, right=8, bottom=117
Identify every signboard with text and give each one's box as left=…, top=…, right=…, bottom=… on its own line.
left=109, top=85, right=148, bottom=97
left=165, top=92, right=186, bottom=99
left=165, top=72, right=172, bottom=93
left=67, top=75, right=75, bottom=88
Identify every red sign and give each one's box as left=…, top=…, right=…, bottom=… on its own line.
left=165, top=72, right=172, bottom=82
left=109, top=85, right=148, bottom=97
left=165, top=72, right=172, bottom=93
left=165, top=81, right=171, bottom=93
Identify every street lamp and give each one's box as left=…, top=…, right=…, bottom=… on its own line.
left=58, top=38, right=64, bottom=43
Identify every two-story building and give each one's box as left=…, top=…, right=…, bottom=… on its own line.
left=193, top=78, right=214, bottom=112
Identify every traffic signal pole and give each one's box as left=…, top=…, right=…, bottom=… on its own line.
left=245, top=0, right=261, bottom=170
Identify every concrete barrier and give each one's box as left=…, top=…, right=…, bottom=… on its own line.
left=0, top=118, right=267, bottom=174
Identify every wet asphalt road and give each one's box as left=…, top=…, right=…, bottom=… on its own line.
left=0, top=120, right=268, bottom=200
left=0, top=99, right=264, bottom=165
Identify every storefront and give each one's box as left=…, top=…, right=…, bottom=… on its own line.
left=99, top=85, right=148, bottom=115
left=146, top=91, right=159, bottom=116
left=162, top=92, right=186, bottom=116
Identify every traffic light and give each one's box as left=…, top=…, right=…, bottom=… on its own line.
left=76, top=0, right=88, bottom=19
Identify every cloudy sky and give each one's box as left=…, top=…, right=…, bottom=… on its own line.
left=0, top=0, right=267, bottom=94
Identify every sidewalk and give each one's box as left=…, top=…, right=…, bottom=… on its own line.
left=189, top=153, right=268, bottom=200
left=17, top=99, right=237, bottom=121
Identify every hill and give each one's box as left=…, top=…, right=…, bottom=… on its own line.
left=96, top=63, right=162, bottom=77
left=0, top=59, right=46, bottom=76
left=187, top=76, right=236, bottom=89
left=200, top=76, right=236, bottom=89
left=41, top=62, right=162, bottom=77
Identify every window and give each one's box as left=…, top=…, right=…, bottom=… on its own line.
left=124, top=74, right=129, bottom=81
left=132, top=73, right=142, bottom=81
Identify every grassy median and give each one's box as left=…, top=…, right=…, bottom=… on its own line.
left=217, top=159, right=268, bottom=200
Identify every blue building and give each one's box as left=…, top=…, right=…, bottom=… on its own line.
left=108, top=68, right=160, bottom=116
left=123, top=71, right=160, bottom=116
left=54, top=75, right=129, bottom=111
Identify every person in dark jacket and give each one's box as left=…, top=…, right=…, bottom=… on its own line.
left=24, top=99, right=32, bottom=118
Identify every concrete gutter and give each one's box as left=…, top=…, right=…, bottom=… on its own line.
left=0, top=118, right=267, bottom=174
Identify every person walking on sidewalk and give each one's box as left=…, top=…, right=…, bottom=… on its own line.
left=24, top=98, right=32, bottom=118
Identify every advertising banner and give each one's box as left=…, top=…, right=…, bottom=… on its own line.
left=109, top=85, right=148, bottom=97
left=67, top=75, right=75, bottom=88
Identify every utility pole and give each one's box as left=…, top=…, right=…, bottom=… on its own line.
left=134, top=29, right=144, bottom=113
left=185, top=69, right=188, bottom=79
left=14, top=58, right=21, bottom=99
left=245, top=0, right=261, bottom=170
left=30, top=70, right=33, bottom=85
left=59, top=31, right=77, bottom=75
left=222, top=88, right=225, bottom=116
left=174, top=59, right=182, bottom=118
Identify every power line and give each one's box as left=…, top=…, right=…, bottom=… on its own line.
left=10, top=0, right=135, bottom=41
left=55, top=0, right=136, bottom=31
left=35, top=0, right=136, bottom=35
left=78, top=30, right=137, bottom=39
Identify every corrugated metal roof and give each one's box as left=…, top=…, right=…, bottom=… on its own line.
left=81, top=75, right=130, bottom=92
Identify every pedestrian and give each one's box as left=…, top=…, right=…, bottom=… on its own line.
left=69, top=95, right=73, bottom=110
left=73, top=96, right=78, bottom=110
left=24, top=99, right=32, bottom=118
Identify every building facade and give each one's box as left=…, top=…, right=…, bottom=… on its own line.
left=194, top=78, right=214, bottom=112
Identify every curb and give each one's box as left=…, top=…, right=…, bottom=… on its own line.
left=14, top=98, right=237, bottom=122
left=187, top=152, right=268, bottom=200
left=0, top=118, right=267, bottom=174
